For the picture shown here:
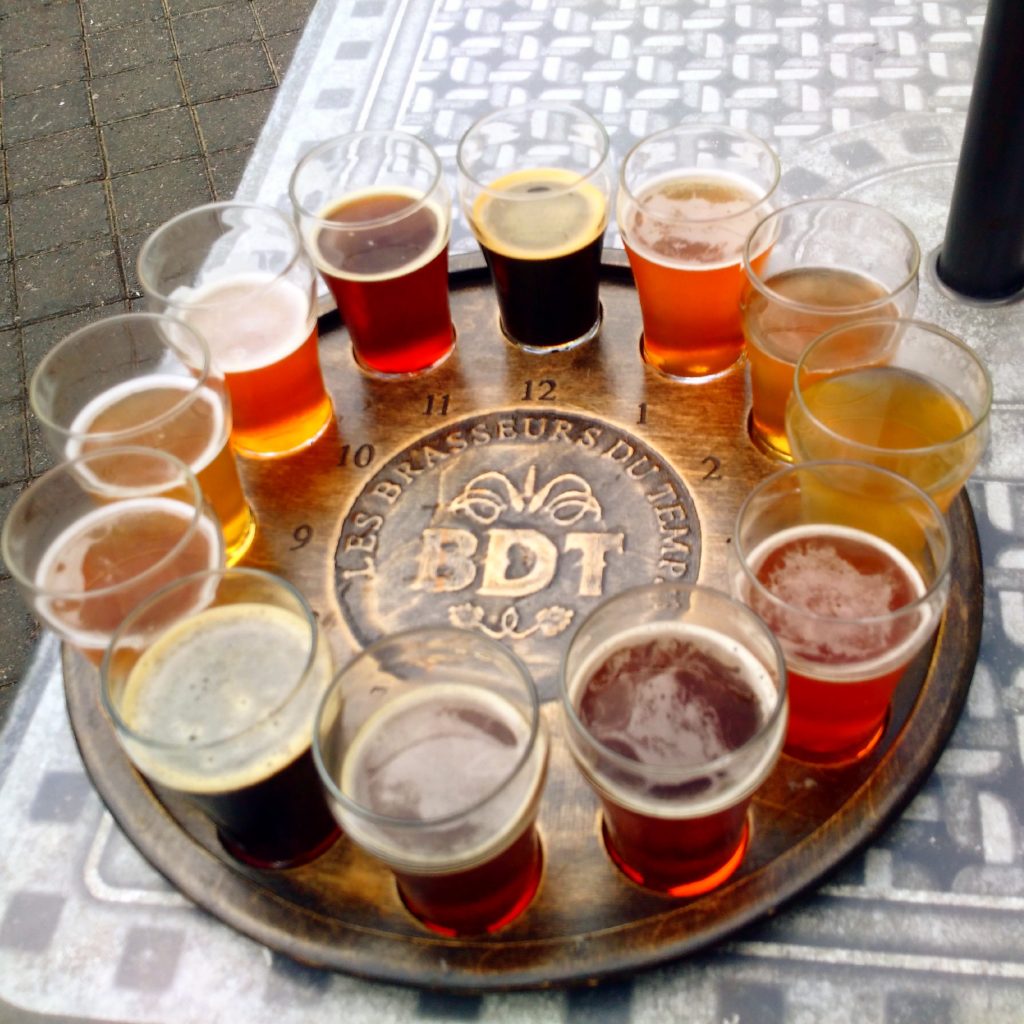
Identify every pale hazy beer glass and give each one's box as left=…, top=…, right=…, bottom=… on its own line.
left=458, top=103, right=612, bottom=352
left=30, top=312, right=256, bottom=564
left=137, top=202, right=333, bottom=457
left=290, top=131, right=454, bottom=376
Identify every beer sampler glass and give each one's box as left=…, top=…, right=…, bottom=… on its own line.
left=740, top=199, right=920, bottom=460
left=1, top=447, right=224, bottom=665
left=137, top=202, right=334, bottom=457
left=731, top=461, right=951, bottom=765
left=314, top=627, right=549, bottom=936
left=29, top=312, right=256, bottom=565
left=102, top=568, right=339, bottom=869
left=457, top=103, right=613, bottom=352
left=560, top=584, right=787, bottom=896
left=618, top=125, right=779, bottom=380
left=289, top=131, right=454, bottom=376
left=787, top=319, right=992, bottom=513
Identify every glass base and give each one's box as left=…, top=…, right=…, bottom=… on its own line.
left=224, top=505, right=258, bottom=567
left=232, top=401, right=336, bottom=460
left=783, top=709, right=890, bottom=768
left=217, top=823, right=340, bottom=871
left=503, top=307, right=602, bottom=354
left=353, top=330, right=456, bottom=379
left=639, top=335, right=744, bottom=383
left=747, top=409, right=794, bottom=462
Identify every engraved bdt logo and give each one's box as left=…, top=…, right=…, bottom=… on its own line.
left=336, top=410, right=700, bottom=699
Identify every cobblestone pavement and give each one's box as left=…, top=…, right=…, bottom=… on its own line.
left=0, top=0, right=316, bottom=726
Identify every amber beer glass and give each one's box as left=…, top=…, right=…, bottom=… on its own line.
left=314, top=627, right=549, bottom=936
left=137, top=202, right=333, bottom=457
left=788, top=319, right=992, bottom=512
left=1, top=448, right=224, bottom=665
left=731, top=461, right=951, bottom=765
left=617, top=125, right=779, bottom=379
left=560, top=584, right=787, bottom=896
left=30, top=312, right=256, bottom=564
left=290, top=131, right=454, bottom=376
left=741, top=199, right=920, bottom=460
left=457, top=103, right=613, bottom=352
left=103, top=568, right=339, bottom=869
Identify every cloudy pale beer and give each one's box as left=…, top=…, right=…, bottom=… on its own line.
left=469, top=167, right=608, bottom=350
left=311, top=188, right=453, bottom=375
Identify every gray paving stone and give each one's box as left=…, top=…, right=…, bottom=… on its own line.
left=86, top=19, right=175, bottom=77
left=0, top=264, right=15, bottom=329
left=254, top=0, right=317, bottom=38
left=0, top=578, right=40, bottom=692
left=208, top=145, right=253, bottom=199
left=4, top=128, right=104, bottom=197
left=11, top=182, right=112, bottom=258
left=172, top=4, right=259, bottom=56
left=2, top=82, right=93, bottom=146
left=82, top=0, right=164, bottom=34
left=0, top=330, right=23, bottom=403
left=166, top=0, right=234, bottom=15
left=0, top=3, right=82, bottom=53
left=2, top=40, right=87, bottom=98
left=90, top=63, right=186, bottom=124
left=267, top=31, right=302, bottom=80
left=102, top=107, right=201, bottom=176
left=0, top=399, right=29, bottom=484
left=194, top=89, right=275, bottom=154
left=180, top=41, right=275, bottom=105
left=15, top=237, right=123, bottom=322
left=0, top=206, right=9, bottom=263
left=109, top=158, right=213, bottom=236
left=118, top=230, right=150, bottom=297
left=20, top=302, right=127, bottom=381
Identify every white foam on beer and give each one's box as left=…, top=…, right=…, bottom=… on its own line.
left=568, top=622, right=783, bottom=819
left=336, top=684, right=548, bottom=871
left=33, top=497, right=221, bottom=651
left=619, top=169, right=769, bottom=271
left=64, top=375, right=226, bottom=475
left=309, top=185, right=449, bottom=282
left=171, top=273, right=313, bottom=374
left=119, top=603, right=332, bottom=794
left=743, top=524, right=937, bottom=683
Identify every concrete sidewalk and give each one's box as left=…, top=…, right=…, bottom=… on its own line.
left=0, top=0, right=316, bottom=726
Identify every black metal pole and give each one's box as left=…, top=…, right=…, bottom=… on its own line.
left=937, top=0, right=1024, bottom=301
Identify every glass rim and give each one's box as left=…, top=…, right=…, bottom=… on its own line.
left=790, top=318, right=994, bottom=456
left=100, top=567, right=321, bottom=753
left=733, top=459, right=953, bottom=629
left=289, top=129, right=446, bottom=231
left=558, top=582, right=789, bottom=783
left=741, top=197, right=922, bottom=309
left=136, top=201, right=308, bottom=308
left=1, top=446, right=209, bottom=603
left=312, top=625, right=544, bottom=831
left=29, top=312, right=217, bottom=445
left=618, top=124, right=781, bottom=225
left=456, top=101, right=612, bottom=200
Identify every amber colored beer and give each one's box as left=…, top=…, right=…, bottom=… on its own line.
left=742, top=266, right=895, bottom=459
left=313, top=189, right=453, bottom=375
left=333, top=684, right=548, bottom=935
left=746, top=524, right=935, bottom=763
left=621, top=172, right=771, bottom=378
left=68, top=377, right=255, bottom=564
left=569, top=623, right=780, bottom=895
left=469, top=167, right=608, bottom=350
left=178, top=274, right=334, bottom=457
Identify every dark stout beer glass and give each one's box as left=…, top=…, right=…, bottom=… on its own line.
left=561, top=584, right=787, bottom=896
left=314, top=627, right=549, bottom=936
left=457, top=103, right=612, bottom=352
left=102, top=568, right=339, bottom=869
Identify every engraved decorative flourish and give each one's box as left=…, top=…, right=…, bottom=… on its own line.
left=449, top=465, right=601, bottom=527
left=448, top=602, right=575, bottom=640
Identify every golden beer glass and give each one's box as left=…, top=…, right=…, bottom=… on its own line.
left=137, top=202, right=334, bottom=458
left=30, top=312, right=256, bottom=564
left=787, top=319, right=993, bottom=512
left=740, top=199, right=920, bottom=460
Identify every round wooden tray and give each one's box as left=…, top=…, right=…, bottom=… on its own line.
left=64, top=254, right=983, bottom=991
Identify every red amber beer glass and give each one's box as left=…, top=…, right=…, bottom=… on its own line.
left=1, top=448, right=224, bottom=665
left=731, top=461, right=951, bottom=765
left=30, top=312, right=256, bottom=564
left=290, top=131, right=454, bottom=376
left=788, top=319, right=992, bottom=512
left=618, top=125, right=779, bottom=380
left=314, top=627, right=549, bottom=936
left=102, top=568, right=339, bottom=869
left=138, top=202, right=333, bottom=458
left=561, top=584, right=787, bottom=896
left=457, top=103, right=612, bottom=352
left=741, top=199, right=920, bottom=460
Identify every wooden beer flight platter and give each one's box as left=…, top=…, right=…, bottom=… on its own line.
left=64, top=253, right=983, bottom=991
